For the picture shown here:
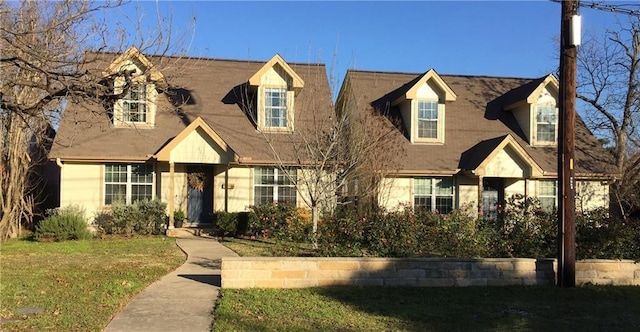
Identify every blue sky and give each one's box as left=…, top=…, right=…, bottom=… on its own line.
left=117, top=1, right=630, bottom=92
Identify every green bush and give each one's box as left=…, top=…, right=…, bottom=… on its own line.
left=93, top=199, right=166, bottom=235
left=35, top=205, right=93, bottom=241
left=576, top=208, right=640, bottom=260
left=248, top=203, right=312, bottom=242
left=317, top=208, right=367, bottom=256
left=213, top=211, right=239, bottom=239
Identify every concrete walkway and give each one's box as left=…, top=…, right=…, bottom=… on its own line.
left=103, top=230, right=239, bottom=332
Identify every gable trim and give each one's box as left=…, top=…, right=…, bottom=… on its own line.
left=154, top=117, right=238, bottom=162
left=474, top=135, right=544, bottom=177
left=402, top=69, right=457, bottom=103
left=103, top=46, right=165, bottom=82
left=248, top=54, right=304, bottom=90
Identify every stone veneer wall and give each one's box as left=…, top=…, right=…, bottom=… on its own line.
left=221, top=257, right=640, bottom=288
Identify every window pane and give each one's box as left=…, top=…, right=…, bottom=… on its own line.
left=254, top=168, right=275, bottom=185
left=414, top=178, right=432, bottom=195
left=414, top=196, right=432, bottom=210
left=264, top=88, right=287, bottom=128
left=131, top=184, right=153, bottom=202
left=105, top=184, right=126, bottom=205
left=418, top=120, right=438, bottom=139
left=435, top=196, right=453, bottom=214
left=536, top=106, right=556, bottom=142
left=254, top=186, right=274, bottom=205
left=434, top=178, right=453, bottom=195
left=131, top=164, right=153, bottom=184
left=277, top=186, right=297, bottom=205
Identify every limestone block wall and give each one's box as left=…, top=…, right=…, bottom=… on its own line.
left=221, top=257, right=640, bottom=288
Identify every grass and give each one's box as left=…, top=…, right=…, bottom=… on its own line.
left=213, top=286, right=640, bottom=331
left=0, top=236, right=185, bottom=331
left=220, top=237, right=313, bottom=257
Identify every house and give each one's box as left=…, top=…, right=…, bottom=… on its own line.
left=336, top=69, right=616, bottom=218
left=49, top=47, right=334, bottom=228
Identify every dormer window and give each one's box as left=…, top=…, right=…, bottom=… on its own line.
left=122, top=84, right=148, bottom=123
left=535, top=105, right=557, bottom=143
left=103, top=47, right=165, bottom=129
left=392, top=69, right=456, bottom=145
left=264, top=87, right=288, bottom=128
left=248, top=54, right=304, bottom=132
left=417, top=100, right=439, bottom=139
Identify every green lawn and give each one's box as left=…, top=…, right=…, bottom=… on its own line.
left=214, top=286, right=640, bottom=331
left=0, top=236, right=185, bottom=331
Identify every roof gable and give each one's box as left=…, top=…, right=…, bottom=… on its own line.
left=103, top=46, right=165, bottom=83
left=248, top=54, right=304, bottom=90
left=503, top=74, right=558, bottom=111
left=460, top=134, right=544, bottom=177
left=401, top=69, right=457, bottom=103
left=154, top=117, right=238, bottom=163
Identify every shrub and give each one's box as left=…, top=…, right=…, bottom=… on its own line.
left=93, top=199, right=166, bottom=236
left=317, top=208, right=367, bottom=256
left=35, top=205, right=93, bottom=241
left=213, top=211, right=239, bottom=239
left=576, top=208, right=640, bottom=260
left=248, top=203, right=312, bottom=242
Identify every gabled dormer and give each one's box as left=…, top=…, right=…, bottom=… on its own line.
left=103, top=47, right=165, bottom=129
left=503, top=74, right=559, bottom=146
left=392, top=69, right=456, bottom=144
left=248, top=54, right=304, bottom=132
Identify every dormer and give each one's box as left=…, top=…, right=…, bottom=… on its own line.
left=504, top=74, right=559, bottom=146
left=248, top=54, right=304, bottom=132
left=392, top=69, right=456, bottom=144
left=103, top=47, right=165, bottom=129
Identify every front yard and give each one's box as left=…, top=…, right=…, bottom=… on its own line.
left=0, top=236, right=184, bottom=331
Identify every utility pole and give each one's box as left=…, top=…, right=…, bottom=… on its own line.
left=557, top=0, right=579, bottom=288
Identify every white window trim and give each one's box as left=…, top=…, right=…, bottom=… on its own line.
left=412, top=177, right=455, bottom=213
left=113, top=78, right=156, bottom=128
left=258, top=85, right=294, bottom=132
left=103, top=163, right=155, bottom=205
left=533, top=104, right=558, bottom=145
left=412, top=99, right=445, bottom=144
left=537, top=179, right=557, bottom=211
left=253, top=167, right=298, bottom=205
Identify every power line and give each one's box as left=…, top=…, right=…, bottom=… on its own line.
left=552, top=0, right=640, bottom=16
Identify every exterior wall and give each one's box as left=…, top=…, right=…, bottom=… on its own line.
left=505, top=179, right=526, bottom=199
left=213, top=165, right=253, bottom=212
left=157, top=163, right=187, bottom=213
left=483, top=147, right=528, bottom=178
left=576, top=180, right=609, bottom=211
left=169, top=128, right=232, bottom=164
left=59, top=162, right=102, bottom=220
left=222, top=257, right=640, bottom=288
left=457, top=175, right=478, bottom=213
left=378, top=177, right=411, bottom=210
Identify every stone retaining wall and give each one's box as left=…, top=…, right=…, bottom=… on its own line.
left=221, top=257, right=640, bottom=288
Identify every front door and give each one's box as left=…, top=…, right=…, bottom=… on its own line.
left=187, top=165, right=213, bottom=225
left=482, top=178, right=504, bottom=221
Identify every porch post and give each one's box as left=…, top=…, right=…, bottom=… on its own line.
left=477, top=175, right=484, bottom=217
left=168, top=161, right=175, bottom=229
left=224, top=163, right=229, bottom=212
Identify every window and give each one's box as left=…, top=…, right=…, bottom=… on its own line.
left=104, top=163, right=153, bottom=205
left=538, top=180, right=557, bottom=212
left=264, top=88, right=287, bottom=128
left=536, top=105, right=556, bottom=143
left=122, top=84, right=147, bottom=123
left=417, top=101, right=438, bottom=139
left=254, top=167, right=297, bottom=205
left=414, top=177, right=454, bottom=214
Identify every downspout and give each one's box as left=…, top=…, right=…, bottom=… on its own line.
left=224, top=163, right=229, bottom=212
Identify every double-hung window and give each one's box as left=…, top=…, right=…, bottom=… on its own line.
left=417, top=101, right=439, bottom=139
left=264, top=88, right=287, bottom=128
left=104, top=163, right=154, bottom=205
left=538, top=180, right=557, bottom=212
left=122, top=84, right=147, bottom=123
left=414, top=177, right=454, bottom=214
left=536, top=105, right=556, bottom=143
left=254, top=167, right=297, bottom=205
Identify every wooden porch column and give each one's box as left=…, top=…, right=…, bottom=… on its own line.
left=224, top=163, right=229, bottom=212
left=168, top=161, right=175, bottom=229
left=477, top=175, right=484, bottom=217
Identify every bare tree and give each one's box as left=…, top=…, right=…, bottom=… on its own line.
left=576, top=16, right=640, bottom=218
left=0, top=0, right=192, bottom=240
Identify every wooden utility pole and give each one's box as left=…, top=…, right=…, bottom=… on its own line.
left=557, top=0, right=579, bottom=288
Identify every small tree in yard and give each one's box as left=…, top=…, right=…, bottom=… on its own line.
left=0, top=0, right=193, bottom=241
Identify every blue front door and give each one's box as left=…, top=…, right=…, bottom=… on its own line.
left=187, top=165, right=213, bottom=225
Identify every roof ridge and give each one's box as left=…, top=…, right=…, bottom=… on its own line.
left=347, top=68, right=540, bottom=81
